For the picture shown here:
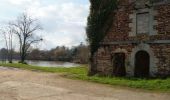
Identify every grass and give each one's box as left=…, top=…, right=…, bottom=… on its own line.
left=0, top=63, right=170, bottom=92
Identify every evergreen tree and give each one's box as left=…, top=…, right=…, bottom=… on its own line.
left=86, top=0, right=117, bottom=75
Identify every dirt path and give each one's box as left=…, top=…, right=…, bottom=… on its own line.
left=0, top=66, right=169, bottom=100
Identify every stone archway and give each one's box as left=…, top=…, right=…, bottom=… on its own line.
left=129, top=43, right=158, bottom=77
left=135, top=50, right=150, bottom=77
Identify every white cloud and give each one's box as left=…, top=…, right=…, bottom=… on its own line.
left=8, top=0, right=32, bottom=5
left=0, top=0, right=90, bottom=49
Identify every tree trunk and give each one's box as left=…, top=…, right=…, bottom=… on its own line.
left=88, top=56, right=97, bottom=76
left=20, top=54, right=26, bottom=64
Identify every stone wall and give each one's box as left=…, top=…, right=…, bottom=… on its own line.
left=155, top=3, right=170, bottom=35
left=151, top=44, right=170, bottom=76
left=95, top=46, right=112, bottom=76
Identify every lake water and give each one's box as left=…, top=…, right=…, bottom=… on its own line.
left=0, top=60, right=80, bottom=68
left=25, top=60, right=80, bottom=68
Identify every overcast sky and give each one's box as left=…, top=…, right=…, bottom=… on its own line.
left=0, top=0, right=90, bottom=50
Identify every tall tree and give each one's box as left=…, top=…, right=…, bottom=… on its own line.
left=86, top=0, right=117, bottom=75
left=10, top=13, right=43, bottom=63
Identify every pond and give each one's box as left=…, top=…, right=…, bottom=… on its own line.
left=0, top=60, right=80, bottom=68
left=25, top=60, right=80, bottom=68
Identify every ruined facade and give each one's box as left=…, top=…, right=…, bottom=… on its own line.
left=91, top=0, right=170, bottom=77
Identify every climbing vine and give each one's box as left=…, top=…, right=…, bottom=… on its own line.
left=86, top=0, right=118, bottom=56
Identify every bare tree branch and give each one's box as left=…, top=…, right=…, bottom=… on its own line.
left=9, top=13, right=43, bottom=63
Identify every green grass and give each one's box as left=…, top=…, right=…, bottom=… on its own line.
left=0, top=63, right=86, bottom=74
left=0, top=63, right=170, bottom=92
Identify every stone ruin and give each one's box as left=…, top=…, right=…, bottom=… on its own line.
left=90, top=0, right=170, bottom=77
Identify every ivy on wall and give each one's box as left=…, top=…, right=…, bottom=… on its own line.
left=86, top=0, right=118, bottom=57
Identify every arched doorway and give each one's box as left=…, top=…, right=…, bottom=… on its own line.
left=135, top=51, right=150, bottom=77
left=113, top=53, right=126, bottom=76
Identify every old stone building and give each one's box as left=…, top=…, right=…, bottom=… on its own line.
left=91, top=0, right=170, bottom=77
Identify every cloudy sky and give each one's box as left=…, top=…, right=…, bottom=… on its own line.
left=0, top=0, right=90, bottom=50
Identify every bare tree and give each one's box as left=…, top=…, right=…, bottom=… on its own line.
left=0, top=26, right=14, bottom=63
left=10, top=13, right=43, bottom=64
left=73, top=43, right=89, bottom=64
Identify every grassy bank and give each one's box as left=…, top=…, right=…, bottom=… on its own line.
left=0, top=63, right=170, bottom=92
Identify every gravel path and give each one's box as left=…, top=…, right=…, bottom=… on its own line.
left=0, top=66, right=169, bottom=100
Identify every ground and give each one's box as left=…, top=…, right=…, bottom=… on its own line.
left=0, top=66, right=170, bottom=100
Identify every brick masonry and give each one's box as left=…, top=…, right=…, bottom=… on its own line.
left=91, top=0, right=170, bottom=77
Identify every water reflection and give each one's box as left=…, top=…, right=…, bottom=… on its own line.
left=25, top=60, right=80, bottom=68
left=0, top=60, right=80, bottom=68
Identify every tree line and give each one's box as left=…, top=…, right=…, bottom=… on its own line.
left=0, top=43, right=89, bottom=64
left=27, top=43, right=89, bottom=63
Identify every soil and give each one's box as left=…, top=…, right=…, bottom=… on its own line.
left=0, top=66, right=169, bottom=100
